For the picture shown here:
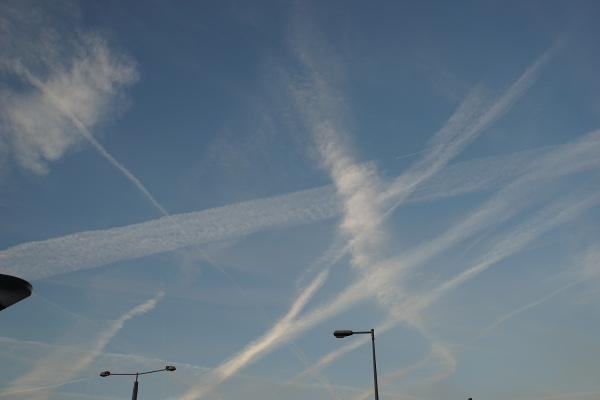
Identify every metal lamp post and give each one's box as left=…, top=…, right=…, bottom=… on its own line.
left=333, top=329, right=380, bottom=400
left=100, top=366, right=176, bottom=400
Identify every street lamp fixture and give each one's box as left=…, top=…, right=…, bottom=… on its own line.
left=100, top=366, right=176, bottom=400
left=0, top=274, right=33, bottom=311
left=333, top=329, right=379, bottom=400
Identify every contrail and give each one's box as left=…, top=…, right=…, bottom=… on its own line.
left=0, top=378, right=89, bottom=397
left=1, top=146, right=569, bottom=281
left=380, top=129, right=600, bottom=291
left=6, top=57, right=340, bottom=400
left=475, top=281, right=578, bottom=341
left=297, top=181, right=600, bottom=393
left=7, top=51, right=344, bottom=399
left=303, top=32, right=569, bottom=321
left=284, top=128, right=600, bottom=392
left=296, top=35, right=567, bottom=303
left=9, top=62, right=170, bottom=217
left=396, top=148, right=435, bottom=160
left=171, top=33, right=576, bottom=400
left=282, top=319, right=396, bottom=388
left=379, top=182, right=600, bottom=342
left=172, top=270, right=330, bottom=400
left=4, top=292, right=164, bottom=399
left=396, top=148, right=434, bottom=160
left=383, top=36, right=566, bottom=215
left=0, top=185, right=339, bottom=280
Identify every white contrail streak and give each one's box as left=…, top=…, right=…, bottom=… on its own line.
left=474, top=281, right=577, bottom=341
left=4, top=292, right=164, bottom=399
left=291, top=179, right=600, bottom=393
left=393, top=183, right=600, bottom=318
left=11, top=63, right=169, bottom=216
left=0, top=378, right=89, bottom=398
left=396, top=148, right=434, bottom=160
left=384, top=37, right=565, bottom=213
left=0, top=146, right=565, bottom=280
left=0, top=186, right=338, bottom=280
left=172, top=270, right=329, bottom=400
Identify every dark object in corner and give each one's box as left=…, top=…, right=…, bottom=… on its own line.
left=0, top=274, right=33, bottom=311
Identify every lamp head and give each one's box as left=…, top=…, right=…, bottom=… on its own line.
left=333, top=330, right=353, bottom=338
left=100, top=371, right=111, bottom=377
left=165, top=366, right=176, bottom=371
left=0, top=274, right=33, bottom=311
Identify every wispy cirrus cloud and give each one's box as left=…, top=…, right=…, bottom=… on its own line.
left=0, top=0, right=138, bottom=177
left=0, top=0, right=177, bottom=218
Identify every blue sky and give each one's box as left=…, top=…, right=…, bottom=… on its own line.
left=1, top=1, right=600, bottom=399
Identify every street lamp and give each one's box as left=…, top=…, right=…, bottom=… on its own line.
left=333, top=329, right=379, bottom=400
left=0, top=274, right=32, bottom=311
left=100, top=366, right=176, bottom=400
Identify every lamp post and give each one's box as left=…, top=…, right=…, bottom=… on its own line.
left=100, top=366, right=176, bottom=400
left=333, top=329, right=379, bottom=400
left=0, top=274, right=32, bottom=311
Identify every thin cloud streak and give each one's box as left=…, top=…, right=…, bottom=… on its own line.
left=386, top=180, right=600, bottom=323
left=172, top=270, right=330, bottom=400
left=0, top=337, right=209, bottom=400
left=383, top=129, right=600, bottom=291
left=0, top=378, right=89, bottom=398
left=4, top=292, right=164, bottom=400
left=371, top=137, right=600, bottom=383
left=360, top=183, right=600, bottom=388
left=283, top=319, right=397, bottom=392
left=437, top=185, right=600, bottom=296
left=0, top=186, right=338, bottom=280
left=374, top=134, right=599, bottom=341
left=0, top=1, right=139, bottom=178
left=10, top=62, right=169, bottom=217
left=0, top=146, right=565, bottom=281
left=383, top=37, right=565, bottom=214
left=474, top=282, right=577, bottom=341
left=1, top=0, right=172, bottom=219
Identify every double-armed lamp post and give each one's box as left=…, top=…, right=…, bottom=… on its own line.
left=100, top=366, right=176, bottom=400
left=333, top=329, right=380, bottom=400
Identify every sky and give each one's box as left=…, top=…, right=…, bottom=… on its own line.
left=1, top=1, right=600, bottom=399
